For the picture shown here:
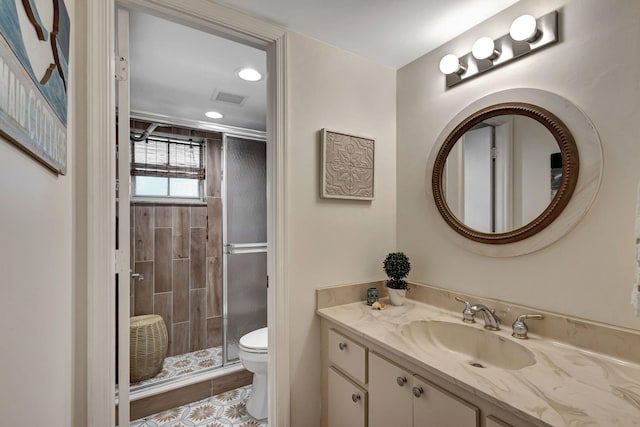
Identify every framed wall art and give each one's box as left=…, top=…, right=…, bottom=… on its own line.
left=320, top=129, right=374, bottom=200
left=0, top=0, right=70, bottom=174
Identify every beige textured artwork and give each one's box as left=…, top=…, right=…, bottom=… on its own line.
left=321, top=129, right=374, bottom=200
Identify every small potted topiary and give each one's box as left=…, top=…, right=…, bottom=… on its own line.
left=383, top=252, right=411, bottom=306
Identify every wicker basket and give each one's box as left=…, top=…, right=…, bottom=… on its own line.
left=130, top=314, right=168, bottom=383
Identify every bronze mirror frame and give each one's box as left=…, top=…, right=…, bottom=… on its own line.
left=432, top=102, right=579, bottom=245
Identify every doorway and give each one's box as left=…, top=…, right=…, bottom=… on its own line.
left=85, top=1, right=288, bottom=426
left=117, top=6, right=269, bottom=423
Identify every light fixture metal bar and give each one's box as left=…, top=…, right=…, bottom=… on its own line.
left=445, top=10, right=558, bottom=88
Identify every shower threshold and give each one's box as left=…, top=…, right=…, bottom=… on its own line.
left=117, top=346, right=243, bottom=402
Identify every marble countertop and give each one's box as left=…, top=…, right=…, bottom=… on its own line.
left=317, top=299, right=640, bottom=426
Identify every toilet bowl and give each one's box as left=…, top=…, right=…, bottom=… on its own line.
left=238, top=327, right=268, bottom=420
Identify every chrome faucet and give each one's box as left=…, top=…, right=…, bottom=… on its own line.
left=470, top=304, right=501, bottom=331
left=455, top=297, right=501, bottom=330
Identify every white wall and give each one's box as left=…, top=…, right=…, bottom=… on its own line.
left=462, top=126, right=492, bottom=232
left=0, top=2, right=76, bottom=426
left=0, top=140, right=73, bottom=425
left=286, top=32, right=396, bottom=426
left=0, top=1, right=86, bottom=425
left=513, top=115, right=557, bottom=225
left=397, top=0, right=640, bottom=329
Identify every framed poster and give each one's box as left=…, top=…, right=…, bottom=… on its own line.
left=0, top=0, right=70, bottom=174
left=321, top=129, right=375, bottom=200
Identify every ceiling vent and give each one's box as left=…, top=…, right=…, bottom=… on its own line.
left=211, top=89, right=248, bottom=107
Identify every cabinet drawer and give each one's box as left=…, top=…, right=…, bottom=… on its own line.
left=328, top=367, right=366, bottom=427
left=328, top=329, right=366, bottom=383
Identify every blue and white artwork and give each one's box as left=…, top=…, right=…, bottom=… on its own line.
left=0, top=0, right=70, bottom=174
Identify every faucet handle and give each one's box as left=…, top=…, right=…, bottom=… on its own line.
left=454, top=296, right=476, bottom=324
left=512, top=314, right=544, bottom=339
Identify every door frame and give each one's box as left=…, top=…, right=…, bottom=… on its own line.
left=86, top=1, right=289, bottom=425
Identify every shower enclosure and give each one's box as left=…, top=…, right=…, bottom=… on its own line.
left=122, top=125, right=267, bottom=392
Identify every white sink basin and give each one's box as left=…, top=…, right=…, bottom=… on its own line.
left=400, top=320, right=536, bottom=370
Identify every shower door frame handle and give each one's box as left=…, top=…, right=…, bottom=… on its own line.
left=224, top=243, right=267, bottom=255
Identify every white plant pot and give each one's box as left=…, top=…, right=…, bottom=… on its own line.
left=388, top=288, right=406, bottom=306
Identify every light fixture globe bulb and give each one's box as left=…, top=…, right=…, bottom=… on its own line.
left=439, top=54, right=463, bottom=75
left=510, top=14, right=539, bottom=42
left=472, top=37, right=498, bottom=60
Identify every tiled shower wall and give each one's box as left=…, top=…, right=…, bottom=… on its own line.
left=130, top=122, right=223, bottom=356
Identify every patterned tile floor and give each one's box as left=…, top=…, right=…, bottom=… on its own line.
left=131, top=347, right=223, bottom=391
left=130, top=385, right=266, bottom=427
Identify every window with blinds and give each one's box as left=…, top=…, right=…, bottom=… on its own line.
left=130, top=135, right=206, bottom=199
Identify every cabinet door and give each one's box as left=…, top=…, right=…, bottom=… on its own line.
left=368, top=352, right=413, bottom=427
left=486, top=415, right=513, bottom=427
left=412, top=375, right=479, bottom=427
left=328, top=367, right=366, bottom=427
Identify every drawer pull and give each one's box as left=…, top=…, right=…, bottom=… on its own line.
left=351, top=393, right=361, bottom=403
left=338, top=342, right=348, bottom=351
left=412, top=386, right=424, bottom=398
left=396, top=376, right=407, bottom=386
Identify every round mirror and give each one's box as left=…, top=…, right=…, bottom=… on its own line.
left=432, top=102, right=579, bottom=244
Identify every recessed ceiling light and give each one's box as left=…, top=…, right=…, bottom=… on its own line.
left=237, top=67, right=262, bottom=82
left=205, top=111, right=223, bottom=119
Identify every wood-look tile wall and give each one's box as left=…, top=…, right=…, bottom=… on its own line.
left=130, top=122, right=223, bottom=356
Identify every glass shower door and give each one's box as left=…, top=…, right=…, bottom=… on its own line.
left=223, top=135, right=267, bottom=363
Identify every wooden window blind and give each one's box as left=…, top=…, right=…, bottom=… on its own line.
left=130, top=135, right=205, bottom=180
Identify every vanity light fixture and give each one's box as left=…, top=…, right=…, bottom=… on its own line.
left=205, top=111, right=224, bottom=119
left=510, top=14, right=540, bottom=42
left=440, top=10, right=558, bottom=88
left=237, top=67, right=262, bottom=82
left=471, top=37, right=500, bottom=61
left=439, top=54, right=466, bottom=75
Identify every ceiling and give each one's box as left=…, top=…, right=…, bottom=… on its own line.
left=128, top=1, right=520, bottom=132
left=129, top=10, right=267, bottom=131
left=214, top=0, right=520, bottom=69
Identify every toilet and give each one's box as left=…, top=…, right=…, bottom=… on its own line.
left=238, top=327, right=268, bottom=420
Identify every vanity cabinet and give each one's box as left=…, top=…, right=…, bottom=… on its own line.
left=369, top=352, right=479, bottom=427
left=322, top=322, right=534, bottom=427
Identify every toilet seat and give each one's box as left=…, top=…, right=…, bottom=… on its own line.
left=239, top=327, right=268, bottom=353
